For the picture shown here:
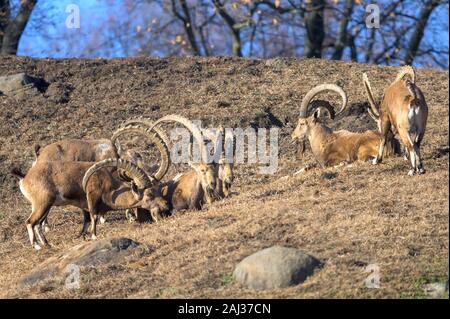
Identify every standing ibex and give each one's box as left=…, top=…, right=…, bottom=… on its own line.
left=11, top=157, right=169, bottom=250
left=363, top=66, right=428, bottom=175
left=34, top=125, right=170, bottom=228
left=291, top=84, right=400, bottom=167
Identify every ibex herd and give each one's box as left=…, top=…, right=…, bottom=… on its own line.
left=11, top=65, right=428, bottom=250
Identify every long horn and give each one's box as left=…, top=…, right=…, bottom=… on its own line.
left=120, top=117, right=171, bottom=148
left=299, top=84, right=347, bottom=118
left=363, top=73, right=380, bottom=120
left=362, top=73, right=380, bottom=118
left=82, top=158, right=152, bottom=192
left=394, top=65, right=415, bottom=83
left=110, top=125, right=170, bottom=181
left=146, top=114, right=208, bottom=163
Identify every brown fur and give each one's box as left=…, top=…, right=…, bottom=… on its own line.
left=215, top=159, right=234, bottom=199
left=163, top=163, right=217, bottom=212
left=34, top=139, right=117, bottom=164
left=364, top=68, right=428, bottom=175
left=12, top=160, right=168, bottom=250
left=292, top=116, right=400, bottom=167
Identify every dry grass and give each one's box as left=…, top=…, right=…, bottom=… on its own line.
left=0, top=56, right=448, bottom=298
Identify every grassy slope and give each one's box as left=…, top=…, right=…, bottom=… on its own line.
left=0, top=56, right=448, bottom=298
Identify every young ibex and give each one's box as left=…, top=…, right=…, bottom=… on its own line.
left=291, top=84, right=400, bottom=167
left=201, top=126, right=235, bottom=200
left=11, top=157, right=169, bottom=250
left=363, top=66, right=428, bottom=175
left=146, top=115, right=219, bottom=212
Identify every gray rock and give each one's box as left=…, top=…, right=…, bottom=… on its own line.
left=0, top=73, right=45, bottom=95
left=233, top=245, right=322, bottom=290
left=423, top=282, right=448, bottom=299
left=18, top=237, right=151, bottom=287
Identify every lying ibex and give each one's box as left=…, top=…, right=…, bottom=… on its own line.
left=363, top=66, right=428, bottom=175
left=291, top=84, right=400, bottom=167
left=146, top=115, right=219, bottom=212
left=34, top=125, right=170, bottom=227
left=11, top=157, right=169, bottom=250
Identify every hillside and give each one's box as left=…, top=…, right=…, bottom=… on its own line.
left=0, top=56, right=448, bottom=298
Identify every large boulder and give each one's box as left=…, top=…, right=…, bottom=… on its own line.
left=233, top=246, right=322, bottom=290
left=0, top=73, right=46, bottom=96
left=18, top=237, right=151, bottom=287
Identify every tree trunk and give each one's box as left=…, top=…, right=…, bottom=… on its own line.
left=304, top=0, right=325, bottom=58
left=1, top=0, right=37, bottom=56
left=179, top=0, right=200, bottom=56
left=212, top=0, right=242, bottom=57
left=331, top=0, right=353, bottom=60
left=403, top=0, right=440, bottom=65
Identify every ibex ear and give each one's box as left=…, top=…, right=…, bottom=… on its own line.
left=312, top=109, right=321, bottom=122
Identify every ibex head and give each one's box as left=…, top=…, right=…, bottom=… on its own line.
left=189, top=162, right=217, bottom=196
left=218, top=157, right=234, bottom=185
left=292, top=84, right=348, bottom=141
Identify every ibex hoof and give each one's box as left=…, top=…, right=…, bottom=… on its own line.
left=91, top=234, right=97, bottom=241
left=371, top=157, right=380, bottom=165
left=407, top=169, right=415, bottom=176
left=34, top=243, right=42, bottom=251
left=99, top=216, right=106, bottom=224
left=44, top=226, right=51, bottom=233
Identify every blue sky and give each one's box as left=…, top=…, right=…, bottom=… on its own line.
left=14, top=0, right=450, bottom=68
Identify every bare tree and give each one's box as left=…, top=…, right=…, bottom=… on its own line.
left=304, top=0, right=325, bottom=58
left=0, top=0, right=37, bottom=55
left=171, top=0, right=201, bottom=55
left=403, top=0, right=443, bottom=65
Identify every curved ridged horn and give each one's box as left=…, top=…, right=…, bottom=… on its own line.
left=83, top=158, right=152, bottom=192
left=147, top=114, right=208, bottom=163
left=110, top=125, right=170, bottom=181
left=299, top=84, right=347, bottom=118
left=394, top=65, right=415, bottom=83
left=362, top=73, right=380, bottom=118
left=309, top=100, right=336, bottom=120
left=120, top=117, right=171, bottom=148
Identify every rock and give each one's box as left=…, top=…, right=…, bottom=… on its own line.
left=423, top=282, right=448, bottom=299
left=18, top=237, right=151, bottom=287
left=233, top=246, right=322, bottom=290
left=0, top=73, right=46, bottom=96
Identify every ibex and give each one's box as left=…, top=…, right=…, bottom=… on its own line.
left=146, top=115, right=219, bottom=212
left=291, top=84, right=400, bottom=167
left=11, top=157, right=169, bottom=250
left=201, top=126, right=235, bottom=200
left=34, top=125, right=170, bottom=227
left=363, top=66, right=428, bottom=175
